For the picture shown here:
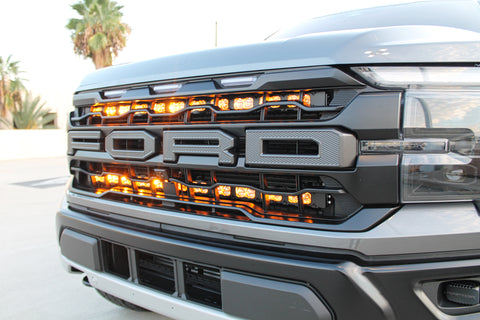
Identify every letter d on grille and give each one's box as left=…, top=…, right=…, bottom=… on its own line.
left=246, top=129, right=357, bottom=168
left=163, top=130, right=235, bottom=165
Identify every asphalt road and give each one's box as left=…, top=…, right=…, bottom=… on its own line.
left=0, top=157, right=170, bottom=320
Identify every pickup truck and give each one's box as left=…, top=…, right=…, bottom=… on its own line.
left=57, top=1, right=480, bottom=319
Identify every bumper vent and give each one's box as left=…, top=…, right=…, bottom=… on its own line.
left=137, top=251, right=176, bottom=294
left=184, top=262, right=222, bottom=309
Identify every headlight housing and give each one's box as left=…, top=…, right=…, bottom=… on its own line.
left=354, top=66, right=480, bottom=203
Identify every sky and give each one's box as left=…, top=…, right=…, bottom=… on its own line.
left=0, top=0, right=428, bottom=128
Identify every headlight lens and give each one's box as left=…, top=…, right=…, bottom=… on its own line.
left=402, top=90, right=479, bottom=202
left=355, top=66, right=480, bottom=203
left=352, top=66, right=480, bottom=88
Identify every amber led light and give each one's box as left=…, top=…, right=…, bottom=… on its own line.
left=153, top=102, right=166, bottom=113
left=87, top=90, right=314, bottom=122
left=233, top=97, right=254, bottom=110
left=302, top=94, right=311, bottom=107
left=87, top=171, right=322, bottom=224
left=104, top=106, right=118, bottom=117
left=266, top=194, right=282, bottom=202
left=91, top=175, right=105, bottom=184
left=167, top=101, right=185, bottom=113
left=217, top=185, right=231, bottom=197
left=132, top=102, right=148, bottom=110
left=118, top=105, right=131, bottom=115
left=193, top=187, right=209, bottom=194
left=106, top=174, right=119, bottom=184
left=190, top=100, right=207, bottom=106
left=120, top=176, right=132, bottom=186
left=91, top=105, right=103, bottom=113
left=135, top=181, right=151, bottom=189
left=302, top=192, right=312, bottom=205
left=235, top=187, right=256, bottom=199
left=288, top=195, right=298, bottom=204
left=218, top=99, right=229, bottom=111
left=152, top=179, right=163, bottom=189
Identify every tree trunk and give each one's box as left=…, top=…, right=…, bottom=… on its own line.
left=92, top=49, right=113, bottom=69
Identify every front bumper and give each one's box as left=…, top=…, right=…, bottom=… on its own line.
left=57, top=199, right=480, bottom=320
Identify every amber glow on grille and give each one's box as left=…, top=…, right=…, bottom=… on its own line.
left=153, top=102, right=166, bottom=113
left=266, top=194, right=282, bottom=202
left=235, top=187, right=256, bottom=199
left=177, top=183, right=188, bottom=192
left=118, top=187, right=132, bottom=194
left=302, top=94, right=311, bottom=107
left=233, top=97, right=254, bottom=110
left=120, top=176, right=132, bottom=186
left=266, top=95, right=281, bottom=108
left=118, top=105, right=131, bottom=115
left=132, top=102, right=148, bottom=110
left=167, top=101, right=185, bottom=113
left=190, top=100, right=207, bottom=106
left=104, top=106, right=118, bottom=117
left=302, top=192, right=312, bottom=205
left=85, top=90, right=316, bottom=121
left=106, top=174, right=119, bottom=184
left=91, top=105, right=103, bottom=113
left=193, top=187, right=209, bottom=194
left=218, top=99, right=229, bottom=111
left=287, top=94, right=301, bottom=108
left=91, top=175, right=105, bottom=184
left=217, top=185, right=231, bottom=197
left=152, top=179, right=163, bottom=189
left=86, top=170, right=321, bottom=225
left=135, top=181, right=151, bottom=189
left=266, top=95, right=281, bottom=102
left=288, top=195, right=299, bottom=204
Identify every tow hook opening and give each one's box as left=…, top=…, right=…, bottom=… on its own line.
left=82, top=275, right=92, bottom=287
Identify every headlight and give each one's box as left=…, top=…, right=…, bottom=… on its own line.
left=355, top=66, right=480, bottom=203
left=351, top=66, right=480, bottom=89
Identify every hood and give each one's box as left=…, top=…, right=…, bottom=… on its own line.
left=77, top=25, right=480, bottom=92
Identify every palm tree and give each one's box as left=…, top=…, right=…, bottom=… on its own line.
left=66, top=0, right=131, bottom=69
left=1, top=92, right=56, bottom=129
left=0, top=55, right=25, bottom=118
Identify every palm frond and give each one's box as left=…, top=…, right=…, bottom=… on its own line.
left=4, top=91, right=56, bottom=129
left=66, top=0, right=130, bottom=69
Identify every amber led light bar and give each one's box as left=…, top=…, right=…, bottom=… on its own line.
left=90, top=91, right=312, bottom=116
left=89, top=173, right=315, bottom=222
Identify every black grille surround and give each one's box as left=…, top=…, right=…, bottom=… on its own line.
left=67, top=67, right=402, bottom=231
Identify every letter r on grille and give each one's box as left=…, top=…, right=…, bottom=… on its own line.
left=163, top=130, right=235, bottom=165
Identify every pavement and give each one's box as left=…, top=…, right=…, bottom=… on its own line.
left=0, top=157, right=170, bottom=320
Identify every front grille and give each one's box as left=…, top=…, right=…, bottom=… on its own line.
left=68, top=67, right=382, bottom=229
left=71, top=160, right=361, bottom=225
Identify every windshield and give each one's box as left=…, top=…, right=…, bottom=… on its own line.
left=268, top=0, right=480, bottom=40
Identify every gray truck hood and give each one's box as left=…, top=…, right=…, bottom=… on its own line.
left=77, top=25, right=480, bottom=92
